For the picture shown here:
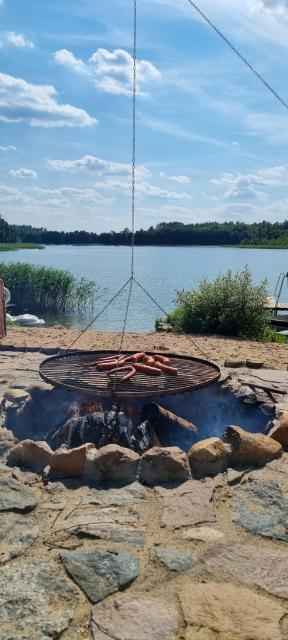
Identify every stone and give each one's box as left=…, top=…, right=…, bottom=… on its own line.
left=3, top=388, right=29, bottom=403
left=86, top=444, right=140, bottom=484
left=91, top=594, right=179, bottom=640
left=160, top=479, right=216, bottom=530
left=182, top=526, right=224, bottom=542
left=154, top=545, right=198, bottom=572
left=60, top=548, right=139, bottom=603
left=0, top=427, right=17, bottom=453
left=0, top=477, right=38, bottom=512
left=179, top=581, right=285, bottom=640
left=224, top=359, right=246, bottom=367
left=233, top=480, right=288, bottom=541
left=246, top=359, right=264, bottom=369
left=0, top=560, right=78, bottom=639
left=75, top=524, right=145, bottom=546
left=224, top=425, right=282, bottom=467
left=269, top=412, right=288, bottom=447
left=188, top=437, right=231, bottom=478
left=140, top=446, right=190, bottom=485
left=0, top=513, right=39, bottom=563
left=7, top=439, right=52, bottom=472
left=203, top=541, right=288, bottom=599
left=50, top=442, right=95, bottom=477
left=227, top=467, right=250, bottom=485
left=238, top=369, right=288, bottom=394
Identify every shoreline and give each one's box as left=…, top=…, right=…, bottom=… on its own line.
left=1, top=326, right=288, bottom=370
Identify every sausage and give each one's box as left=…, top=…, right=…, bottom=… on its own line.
left=142, top=355, right=157, bottom=365
left=96, top=361, right=122, bottom=371
left=107, top=365, right=134, bottom=376
left=154, top=354, right=171, bottom=364
left=122, top=352, right=147, bottom=363
left=133, top=363, right=162, bottom=376
left=121, top=366, right=136, bottom=382
left=153, top=362, right=178, bottom=376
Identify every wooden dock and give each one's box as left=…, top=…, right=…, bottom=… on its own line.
left=266, top=297, right=288, bottom=312
left=0, top=279, right=6, bottom=340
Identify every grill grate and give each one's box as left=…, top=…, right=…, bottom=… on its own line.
left=39, top=351, right=220, bottom=398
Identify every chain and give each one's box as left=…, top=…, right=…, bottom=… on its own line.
left=64, top=278, right=132, bottom=351
left=134, top=278, right=209, bottom=360
left=186, top=0, right=288, bottom=112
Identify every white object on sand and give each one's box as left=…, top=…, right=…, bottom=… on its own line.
left=7, top=313, right=45, bottom=327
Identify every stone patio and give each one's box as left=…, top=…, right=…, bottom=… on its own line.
left=1, top=350, right=288, bottom=639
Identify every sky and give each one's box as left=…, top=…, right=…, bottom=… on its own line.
left=0, top=0, right=288, bottom=232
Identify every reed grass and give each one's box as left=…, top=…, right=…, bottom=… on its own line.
left=0, top=262, right=96, bottom=313
left=0, top=243, right=44, bottom=251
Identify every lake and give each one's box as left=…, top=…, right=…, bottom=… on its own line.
left=1, top=245, right=287, bottom=332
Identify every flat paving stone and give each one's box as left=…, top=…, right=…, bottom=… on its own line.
left=159, top=480, right=216, bottom=530
left=0, top=513, right=39, bottom=564
left=0, top=478, right=38, bottom=512
left=203, top=541, right=288, bottom=599
left=233, top=480, right=288, bottom=541
left=91, top=594, right=179, bottom=640
left=154, top=545, right=198, bottom=572
left=182, top=526, right=224, bottom=542
left=0, top=560, right=78, bottom=639
left=60, top=548, right=139, bottom=603
left=179, top=581, right=285, bottom=640
left=73, top=523, right=145, bottom=546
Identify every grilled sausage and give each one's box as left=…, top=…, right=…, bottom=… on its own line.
left=133, top=363, right=162, bottom=376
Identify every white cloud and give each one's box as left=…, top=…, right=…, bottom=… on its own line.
left=160, top=171, right=191, bottom=184
left=0, top=145, right=16, bottom=152
left=30, top=186, right=111, bottom=203
left=4, top=32, right=34, bottom=48
left=94, top=177, right=192, bottom=200
left=54, top=47, right=161, bottom=96
left=9, top=168, right=38, bottom=179
left=211, top=165, right=285, bottom=200
left=0, top=72, right=96, bottom=128
left=47, top=154, right=150, bottom=179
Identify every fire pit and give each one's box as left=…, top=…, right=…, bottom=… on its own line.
left=39, top=351, right=221, bottom=398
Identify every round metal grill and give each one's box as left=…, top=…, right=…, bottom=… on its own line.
left=39, top=351, right=220, bottom=398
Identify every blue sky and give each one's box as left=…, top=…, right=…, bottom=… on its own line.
left=0, top=0, right=288, bottom=232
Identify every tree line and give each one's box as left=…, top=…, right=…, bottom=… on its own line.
left=1, top=216, right=288, bottom=246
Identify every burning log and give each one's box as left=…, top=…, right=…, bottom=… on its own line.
left=140, top=403, right=197, bottom=434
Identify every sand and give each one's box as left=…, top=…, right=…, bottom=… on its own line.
left=1, top=326, right=287, bottom=370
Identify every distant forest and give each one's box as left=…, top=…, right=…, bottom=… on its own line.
left=1, top=215, right=288, bottom=247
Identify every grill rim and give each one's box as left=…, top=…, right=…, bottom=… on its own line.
left=39, top=350, right=221, bottom=398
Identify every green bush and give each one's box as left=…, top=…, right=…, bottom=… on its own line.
left=0, top=262, right=96, bottom=313
left=163, top=267, right=271, bottom=340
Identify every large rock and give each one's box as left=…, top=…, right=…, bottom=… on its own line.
left=233, top=480, right=288, bottom=541
left=188, top=437, right=231, bottom=478
left=179, top=581, right=285, bottom=640
left=0, top=427, right=17, bottom=454
left=268, top=411, right=288, bottom=448
left=86, top=444, right=140, bottom=484
left=60, top=548, right=139, bottom=603
left=224, top=425, right=282, bottom=467
left=140, top=446, right=190, bottom=485
left=203, top=541, right=288, bottom=599
left=0, top=477, right=38, bottom=512
left=4, top=388, right=30, bottom=404
left=154, top=545, right=198, bottom=572
left=91, top=594, right=179, bottom=640
left=0, top=560, right=78, bottom=639
left=0, top=513, right=39, bottom=563
left=50, top=443, right=95, bottom=477
left=7, top=439, right=52, bottom=472
left=160, top=479, right=217, bottom=530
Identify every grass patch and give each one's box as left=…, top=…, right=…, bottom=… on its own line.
left=0, top=262, right=96, bottom=313
left=0, top=243, right=44, bottom=251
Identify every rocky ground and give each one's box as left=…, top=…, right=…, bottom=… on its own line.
left=1, top=350, right=288, bottom=639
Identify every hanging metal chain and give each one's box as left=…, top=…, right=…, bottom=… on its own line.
left=131, top=0, right=137, bottom=278
left=186, top=0, right=288, bottom=112
left=134, top=278, right=209, bottom=360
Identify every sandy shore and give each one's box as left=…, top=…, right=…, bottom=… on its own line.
left=1, top=326, right=288, bottom=370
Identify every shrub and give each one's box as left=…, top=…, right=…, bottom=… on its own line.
left=163, top=267, right=271, bottom=340
left=0, top=262, right=96, bottom=313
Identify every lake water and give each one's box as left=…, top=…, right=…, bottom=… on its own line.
left=1, top=245, right=287, bottom=332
